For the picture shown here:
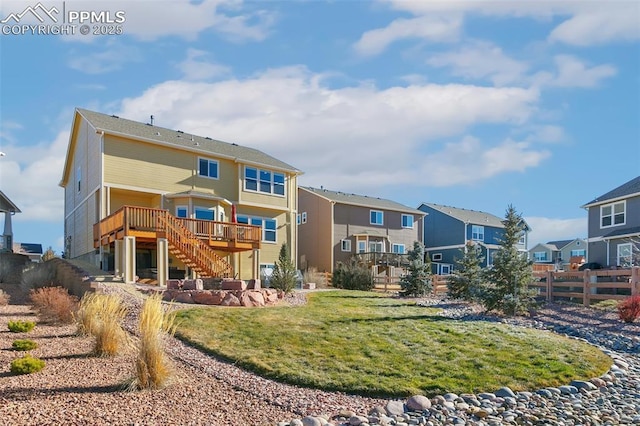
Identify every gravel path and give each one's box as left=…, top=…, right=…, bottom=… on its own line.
left=1, top=284, right=639, bottom=426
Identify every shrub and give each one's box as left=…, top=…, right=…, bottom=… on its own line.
left=12, top=339, right=38, bottom=351
left=618, top=295, right=640, bottom=323
left=269, top=243, right=297, bottom=294
left=131, top=293, right=177, bottom=390
left=29, top=286, right=78, bottom=324
left=0, top=289, right=9, bottom=306
left=333, top=259, right=374, bottom=291
left=400, top=242, right=432, bottom=297
left=10, top=354, right=45, bottom=375
left=8, top=320, right=35, bottom=333
left=76, top=293, right=128, bottom=356
left=303, top=267, right=329, bottom=288
left=448, top=242, right=487, bottom=302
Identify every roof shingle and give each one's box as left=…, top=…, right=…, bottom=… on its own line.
left=583, top=176, right=640, bottom=207
left=301, top=186, right=425, bottom=215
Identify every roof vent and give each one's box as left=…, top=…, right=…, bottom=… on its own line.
left=205, top=137, right=212, bottom=140
left=111, top=115, right=119, bottom=118
left=194, top=142, right=200, bottom=146
left=176, top=134, right=181, bottom=138
left=177, top=130, right=184, bottom=133
left=231, top=143, right=238, bottom=146
left=156, top=132, right=161, bottom=136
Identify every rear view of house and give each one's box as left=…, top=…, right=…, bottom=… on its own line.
left=60, top=108, right=301, bottom=285
left=298, top=187, right=425, bottom=273
left=528, top=238, right=586, bottom=271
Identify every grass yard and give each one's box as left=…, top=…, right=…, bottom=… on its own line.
left=174, top=291, right=611, bottom=397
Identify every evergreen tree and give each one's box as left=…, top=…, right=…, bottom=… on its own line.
left=483, top=205, right=536, bottom=315
left=400, top=241, right=432, bottom=297
left=269, top=243, right=297, bottom=293
left=447, top=241, right=486, bottom=301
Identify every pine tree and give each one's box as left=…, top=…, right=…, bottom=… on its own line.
left=447, top=241, right=486, bottom=302
left=400, top=241, right=432, bottom=297
left=269, top=243, right=297, bottom=294
left=483, top=205, right=536, bottom=316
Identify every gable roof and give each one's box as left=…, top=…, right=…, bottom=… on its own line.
left=582, top=176, right=640, bottom=208
left=300, top=186, right=425, bottom=215
left=13, top=243, right=43, bottom=254
left=419, top=203, right=505, bottom=228
left=546, top=239, right=574, bottom=250
left=0, top=190, right=21, bottom=213
left=61, top=108, right=301, bottom=186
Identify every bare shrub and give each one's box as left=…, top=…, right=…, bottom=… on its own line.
left=303, top=267, right=329, bottom=288
left=29, top=286, right=78, bottom=324
left=0, top=289, right=9, bottom=306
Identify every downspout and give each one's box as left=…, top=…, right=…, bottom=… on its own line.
left=98, top=130, right=105, bottom=270
left=605, top=239, right=610, bottom=266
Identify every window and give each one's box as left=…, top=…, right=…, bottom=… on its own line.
left=341, top=239, right=351, bottom=252
left=471, top=225, right=484, bottom=241
left=296, top=214, right=301, bottom=225
left=370, top=210, right=384, bottom=225
left=440, top=264, right=451, bottom=275
left=76, top=166, right=81, bottom=192
left=236, top=215, right=277, bottom=242
left=244, top=166, right=286, bottom=196
left=401, top=214, right=413, bottom=228
left=534, top=251, right=548, bottom=262
left=198, top=158, right=219, bottom=179
left=392, top=244, right=405, bottom=254
left=301, top=212, right=307, bottom=224
left=518, top=233, right=526, bottom=245
left=601, top=201, right=625, bottom=227
left=570, top=249, right=586, bottom=257
left=617, top=243, right=633, bottom=267
left=357, top=241, right=366, bottom=253
left=369, top=241, right=384, bottom=252
left=432, top=253, right=442, bottom=261
left=176, top=206, right=188, bottom=218
left=194, top=207, right=214, bottom=220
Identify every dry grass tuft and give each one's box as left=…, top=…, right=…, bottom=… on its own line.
left=131, top=293, right=178, bottom=390
left=75, top=293, right=128, bottom=356
left=303, top=267, right=329, bottom=288
left=29, top=286, right=78, bottom=324
left=0, top=289, right=9, bottom=306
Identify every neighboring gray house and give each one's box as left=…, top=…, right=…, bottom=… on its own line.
left=418, top=203, right=530, bottom=275
left=298, top=186, right=425, bottom=273
left=582, top=176, right=640, bottom=267
left=0, top=190, right=21, bottom=253
left=528, top=238, right=586, bottom=270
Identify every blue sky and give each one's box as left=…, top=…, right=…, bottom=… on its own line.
left=0, top=0, right=639, bottom=255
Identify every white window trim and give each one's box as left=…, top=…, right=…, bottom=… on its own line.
left=471, top=225, right=484, bottom=241
left=392, top=243, right=405, bottom=254
left=401, top=214, right=413, bottom=229
left=617, top=243, right=633, bottom=267
left=194, top=206, right=215, bottom=221
left=341, top=239, right=351, bottom=252
left=370, top=210, right=384, bottom=226
left=237, top=214, right=278, bottom=243
left=534, top=251, right=548, bottom=262
left=357, top=241, right=366, bottom=253
left=432, top=253, right=442, bottom=261
left=301, top=212, right=307, bottom=224
left=198, top=157, right=220, bottom=180
left=600, top=200, right=626, bottom=229
left=176, top=205, right=188, bottom=218
left=243, top=166, right=286, bottom=197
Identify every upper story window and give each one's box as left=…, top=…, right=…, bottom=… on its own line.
left=237, top=215, right=277, bottom=242
left=570, top=249, right=586, bottom=257
left=244, top=167, right=285, bottom=196
left=601, top=201, right=625, bottom=228
left=198, top=158, right=219, bottom=179
left=370, top=210, right=384, bottom=226
left=471, top=225, right=484, bottom=241
left=518, top=233, right=526, bottom=245
left=432, top=253, right=442, bottom=261
left=401, top=214, right=413, bottom=229
left=534, top=251, right=548, bottom=262
left=341, top=239, right=351, bottom=252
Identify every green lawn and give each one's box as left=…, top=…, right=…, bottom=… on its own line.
left=174, top=290, right=611, bottom=397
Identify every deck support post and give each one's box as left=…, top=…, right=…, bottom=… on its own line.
left=157, top=238, right=168, bottom=287
left=253, top=248, right=260, bottom=280
left=123, top=236, right=136, bottom=284
left=114, top=239, right=124, bottom=278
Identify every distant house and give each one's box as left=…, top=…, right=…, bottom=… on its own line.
left=0, top=190, right=21, bottom=253
left=59, top=108, right=301, bottom=285
left=528, top=238, right=586, bottom=270
left=582, top=176, right=640, bottom=267
left=13, top=243, right=43, bottom=263
left=418, top=203, right=530, bottom=275
left=298, top=186, right=425, bottom=273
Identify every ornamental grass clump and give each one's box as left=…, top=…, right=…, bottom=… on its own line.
left=7, top=320, right=35, bottom=333
left=10, top=354, right=45, bottom=375
left=131, top=293, right=178, bottom=390
left=0, top=289, right=10, bottom=306
left=75, top=293, right=128, bottom=356
left=12, top=339, right=38, bottom=351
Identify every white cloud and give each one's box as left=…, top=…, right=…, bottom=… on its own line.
left=427, top=40, right=529, bottom=86
left=118, top=66, right=542, bottom=192
left=531, top=55, right=617, bottom=88
left=354, top=14, right=462, bottom=56
left=525, top=217, right=587, bottom=248
left=177, top=48, right=231, bottom=81
left=68, top=41, right=141, bottom=74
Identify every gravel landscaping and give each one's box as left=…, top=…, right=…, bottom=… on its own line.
left=1, top=282, right=639, bottom=426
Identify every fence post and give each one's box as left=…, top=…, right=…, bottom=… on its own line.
left=546, top=270, right=553, bottom=302
left=632, top=266, right=639, bottom=296
left=583, top=269, right=591, bottom=307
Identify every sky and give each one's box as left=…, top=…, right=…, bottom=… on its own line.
left=0, top=0, right=639, bottom=255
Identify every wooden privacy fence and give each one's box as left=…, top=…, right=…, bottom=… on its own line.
left=371, top=275, right=449, bottom=293
left=531, top=267, right=640, bottom=306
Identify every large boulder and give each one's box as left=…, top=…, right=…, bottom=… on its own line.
left=221, top=279, right=247, bottom=291
left=221, top=292, right=241, bottom=306
left=191, top=291, right=217, bottom=305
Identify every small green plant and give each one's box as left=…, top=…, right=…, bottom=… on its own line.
left=12, top=339, right=38, bottom=351
left=30, top=286, right=78, bottom=324
left=332, top=259, right=374, bottom=291
left=10, top=354, right=45, bottom=375
left=618, top=295, right=640, bottom=323
left=8, top=320, right=36, bottom=333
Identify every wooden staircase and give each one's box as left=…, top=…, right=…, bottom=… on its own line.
left=159, top=212, right=233, bottom=278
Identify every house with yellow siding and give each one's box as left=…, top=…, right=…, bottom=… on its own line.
left=60, top=108, right=301, bottom=285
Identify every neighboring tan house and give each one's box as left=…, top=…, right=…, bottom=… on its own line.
left=528, top=238, right=586, bottom=270
left=582, top=175, right=640, bottom=268
left=60, top=108, right=301, bottom=285
left=0, top=190, right=21, bottom=253
left=418, top=203, right=530, bottom=275
left=298, top=186, right=425, bottom=273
